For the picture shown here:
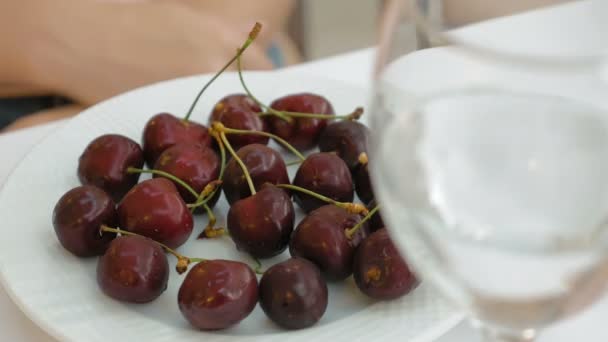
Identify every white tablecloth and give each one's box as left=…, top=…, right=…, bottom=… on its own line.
left=1, top=1, right=606, bottom=340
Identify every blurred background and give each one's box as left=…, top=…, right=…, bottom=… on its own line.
left=288, top=1, right=378, bottom=60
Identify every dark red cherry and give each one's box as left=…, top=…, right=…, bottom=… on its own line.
left=97, top=235, right=169, bottom=303
left=52, top=185, right=116, bottom=257
left=353, top=228, right=419, bottom=300
left=289, top=205, right=368, bottom=280
left=78, top=134, right=144, bottom=202
left=117, top=178, right=193, bottom=249
left=227, top=185, right=295, bottom=258
left=292, top=152, right=353, bottom=213
left=319, top=120, right=370, bottom=171
left=355, top=163, right=375, bottom=204
left=223, top=144, right=289, bottom=205
left=259, top=257, right=328, bottom=329
left=367, top=199, right=385, bottom=232
left=142, top=113, right=212, bottom=167
left=178, top=260, right=258, bottom=330
left=266, top=93, right=334, bottom=151
left=210, top=94, right=268, bottom=150
left=154, top=143, right=221, bottom=207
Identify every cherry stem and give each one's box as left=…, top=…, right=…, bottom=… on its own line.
left=276, top=184, right=369, bottom=215
left=183, top=22, right=262, bottom=122
left=258, top=107, right=364, bottom=121
left=236, top=55, right=291, bottom=122
left=285, top=159, right=303, bottom=167
left=217, top=130, right=256, bottom=195
left=100, top=225, right=206, bottom=274
left=127, top=167, right=220, bottom=236
left=217, top=124, right=305, bottom=161
left=127, top=167, right=199, bottom=199
left=252, top=257, right=265, bottom=275
left=345, top=205, right=379, bottom=239
left=358, top=152, right=369, bottom=166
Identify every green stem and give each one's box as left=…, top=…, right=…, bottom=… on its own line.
left=100, top=225, right=206, bottom=274
left=219, top=132, right=256, bottom=195
left=258, top=107, right=364, bottom=121
left=286, top=159, right=303, bottom=167
left=345, top=205, right=380, bottom=239
left=276, top=184, right=369, bottom=215
left=221, top=126, right=305, bottom=161
left=236, top=55, right=291, bottom=122
left=127, top=167, right=198, bottom=199
left=183, top=22, right=262, bottom=122
left=252, top=257, right=264, bottom=275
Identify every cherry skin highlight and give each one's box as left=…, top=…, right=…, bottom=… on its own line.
left=52, top=185, right=116, bottom=257
left=78, top=134, right=144, bottom=202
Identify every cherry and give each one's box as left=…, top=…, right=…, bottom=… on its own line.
left=153, top=143, right=220, bottom=206
left=141, top=23, right=264, bottom=167
left=142, top=114, right=212, bottom=167
left=223, top=144, right=289, bottom=205
left=78, top=134, right=144, bottom=202
left=97, top=235, right=169, bottom=303
left=355, top=161, right=375, bottom=204
left=367, top=199, right=386, bottom=232
left=289, top=205, right=368, bottom=280
left=292, top=152, right=354, bottom=213
left=319, top=120, right=370, bottom=171
left=259, top=257, right=328, bottom=329
left=353, top=228, right=419, bottom=300
left=265, top=93, right=334, bottom=151
left=209, top=94, right=268, bottom=150
left=52, top=185, right=116, bottom=257
left=117, top=178, right=193, bottom=249
left=227, top=184, right=295, bottom=258
left=178, top=260, right=258, bottom=330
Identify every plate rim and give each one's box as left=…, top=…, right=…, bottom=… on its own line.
left=0, top=70, right=463, bottom=342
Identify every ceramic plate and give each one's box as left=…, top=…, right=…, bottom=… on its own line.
left=0, top=72, right=461, bottom=341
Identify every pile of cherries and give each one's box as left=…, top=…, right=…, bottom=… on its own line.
left=51, top=23, right=418, bottom=331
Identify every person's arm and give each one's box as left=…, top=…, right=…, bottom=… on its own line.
left=1, top=0, right=274, bottom=105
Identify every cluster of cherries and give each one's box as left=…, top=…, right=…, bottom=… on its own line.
left=51, top=23, right=418, bottom=331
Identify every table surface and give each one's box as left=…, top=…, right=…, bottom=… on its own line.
left=1, top=1, right=607, bottom=341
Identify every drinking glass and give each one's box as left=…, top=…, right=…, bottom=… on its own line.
left=371, top=1, right=608, bottom=341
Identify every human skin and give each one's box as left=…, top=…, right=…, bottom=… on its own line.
left=0, top=0, right=294, bottom=131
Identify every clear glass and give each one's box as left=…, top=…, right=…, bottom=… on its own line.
left=371, top=1, right=608, bottom=341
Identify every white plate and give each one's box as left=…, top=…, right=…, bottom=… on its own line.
left=0, top=72, right=461, bottom=342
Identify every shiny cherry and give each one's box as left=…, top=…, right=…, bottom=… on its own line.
left=154, top=143, right=220, bottom=206
left=117, top=178, right=193, bottom=249
left=266, top=93, right=334, bottom=151
left=142, top=113, right=212, bottom=167
left=290, top=205, right=368, bottom=280
left=223, top=144, right=289, bottom=205
left=97, top=235, right=169, bottom=303
left=319, top=120, right=370, bottom=171
left=178, top=260, right=258, bottom=330
left=292, top=152, right=354, bottom=213
left=367, top=199, right=386, bottom=232
left=227, top=185, right=295, bottom=258
left=259, top=257, right=328, bottom=329
left=52, top=185, right=116, bottom=257
left=78, top=134, right=144, bottom=202
left=353, top=228, right=418, bottom=300
left=210, top=94, right=268, bottom=150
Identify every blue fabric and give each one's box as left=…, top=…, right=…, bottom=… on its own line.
left=267, top=42, right=285, bottom=68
